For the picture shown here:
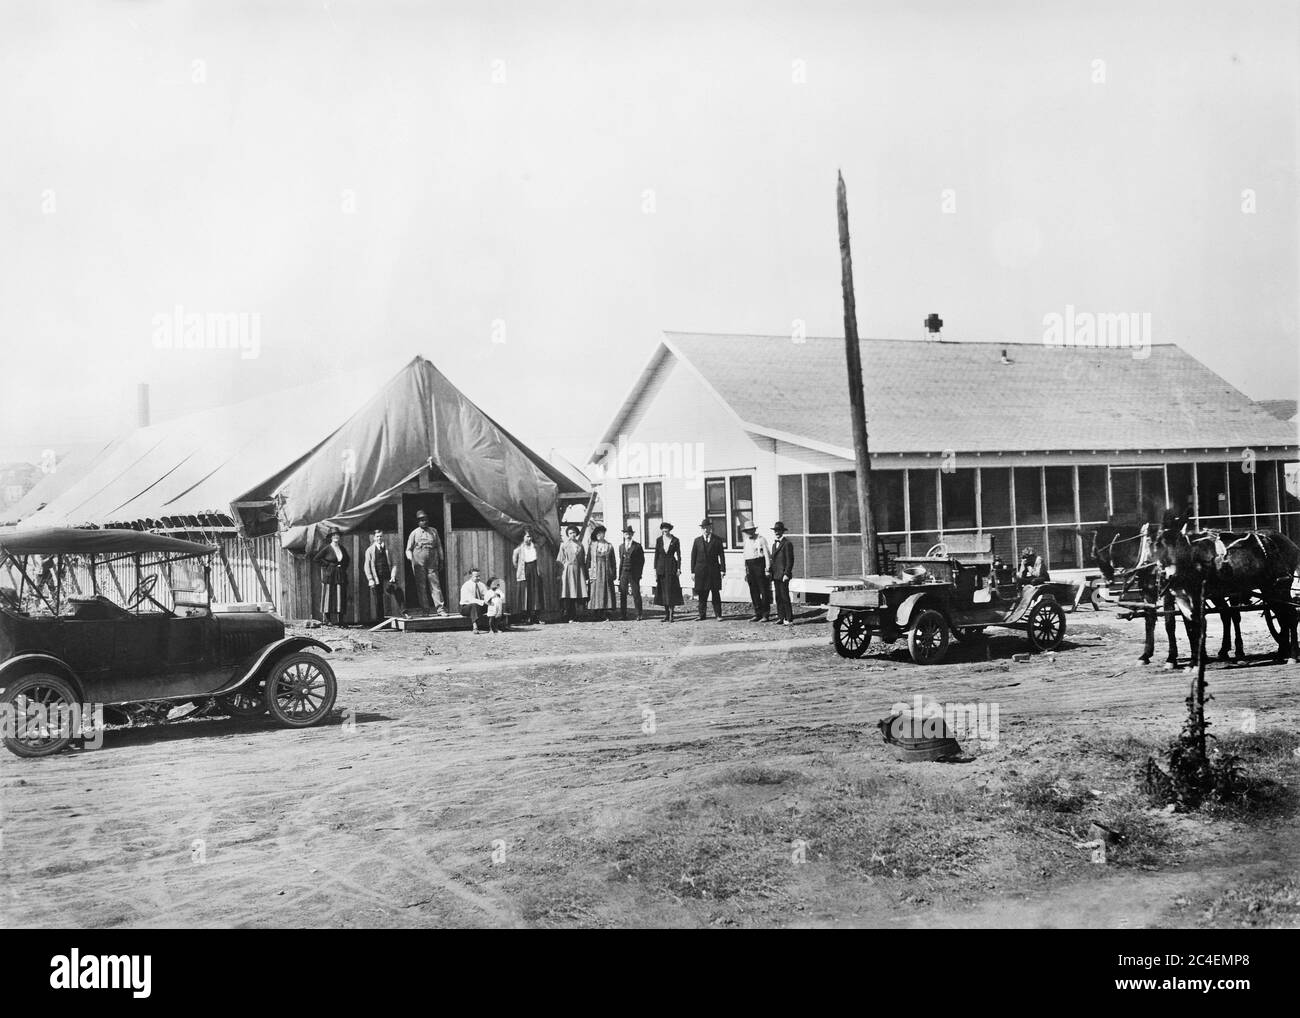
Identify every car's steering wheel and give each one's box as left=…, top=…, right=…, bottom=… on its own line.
left=126, top=574, right=160, bottom=609
left=925, top=543, right=949, bottom=558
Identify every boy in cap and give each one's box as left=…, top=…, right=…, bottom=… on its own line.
left=617, top=524, right=645, bottom=621
left=768, top=522, right=795, bottom=625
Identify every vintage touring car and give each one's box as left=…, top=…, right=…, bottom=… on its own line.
left=0, top=527, right=336, bottom=757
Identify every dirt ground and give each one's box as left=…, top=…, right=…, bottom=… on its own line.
left=2, top=602, right=1298, bottom=929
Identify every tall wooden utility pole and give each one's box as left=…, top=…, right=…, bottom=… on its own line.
left=836, top=171, right=879, bottom=576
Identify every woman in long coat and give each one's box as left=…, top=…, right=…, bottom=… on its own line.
left=556, top=525, right=588, bottom=623
left=313, top=528, right=350, bottom=625
left=652, top=522, right=683, bottom=623
left=586, top=524, right=617, bottom=619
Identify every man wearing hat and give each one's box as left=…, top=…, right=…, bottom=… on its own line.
left=691, top=518, right=726, bottom=620
left=405, top=510, right=446, bottom=615
left=617, top=524, right=645, bottom=621
left=652, top=522, right=683, bottom=622
left=768, top=522, right=795, bottom=625
left=1016, top=546, right=1049, bottom=588
left=740, top=522, right=772, bottom=622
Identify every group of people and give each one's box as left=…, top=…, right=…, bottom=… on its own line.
left=311, top=510, right=800, bottom=628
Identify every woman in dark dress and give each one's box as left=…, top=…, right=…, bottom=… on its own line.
left=313, top=529, right=350, bottom=625
left=652, top=522, right=683, bottom=623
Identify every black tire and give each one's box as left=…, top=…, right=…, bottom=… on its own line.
left=907, top=609, right=950, bottom=665
left=1027, top=599, right=1066, bottom=652
left=218, top=685, right=266, bottom=718
left=3, top=672, right=79, bottom=758
left=264, top=653, right=337, bottom=728
left=831, top=612, right=872, bottom=659
left=1263, top=606, right=1283, bottom=645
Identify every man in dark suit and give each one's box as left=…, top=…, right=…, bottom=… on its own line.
left=691, top=518, right=726, bottom=620
left=768, top=521, right=795, bottom=625
left=617, top=525, right=645, bottom=621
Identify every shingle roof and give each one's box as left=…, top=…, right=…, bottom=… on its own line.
left=659, top=333, right=1298, bottom=456
left=1256, top=399, right=1298, bottom=422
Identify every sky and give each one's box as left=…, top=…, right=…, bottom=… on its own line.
left=1, top=0, right=1297, bottom=467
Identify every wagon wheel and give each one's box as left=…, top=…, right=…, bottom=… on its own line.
left=907, top=609, right=950, bottom=665
left=1027, top=599, right=1066, bottom=652
left=2, top=673, right=78, bottom=758
left=264, top=652, right=337, bottom=728
left=217, top=685, right=266, bottom=718
left=1262, top=605, right=1283, bottom=645
left=831, top=612, right=872, bottom=659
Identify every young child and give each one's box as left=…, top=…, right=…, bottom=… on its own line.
left=484, top=576, right=506, bottom=633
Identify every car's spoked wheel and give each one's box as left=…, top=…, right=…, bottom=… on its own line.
left=2, top=673, right=78, bottom=758
left=218, top=686, right=266, bottom=718
left=264, top=653, right=337, bottom=728
left=831, top=612, right=872, bottom=658
left=907, top=609, right=950, bottom=665
left=1027, top=599, right=1066, bottom=652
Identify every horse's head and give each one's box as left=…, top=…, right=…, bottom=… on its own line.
left=1152, top=524, right=1213, bottom=589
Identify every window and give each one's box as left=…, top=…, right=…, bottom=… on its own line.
left=1166, top=464, right=1194, bottom=520
left=729, top=476, right=753, bottom=547
left=909, top=469, right=937, bottom=531
left=624, top=482, right=662, bottom=547
left=1196, top=462, right=1228, bottom=526
left=980, top=468, right=1011, bottom=527
left=1044, top=467, right=1075, bottom=524
left=833, top=471, right=859, bottom=533
left=1014, top=467, right=1043, bottom=524
left=778, top=475, right=804, bottom=534
left=704, top=477, right=727, bottom=535
left=807, top=474, right=832, bottom=534
left=940, top=468, right=976, bottom=530
left=1228, top=459, right=1254, bottom=527
left=874, top=470, right=905, bottom=533
left=1077, top=466, right=1107, bottom=522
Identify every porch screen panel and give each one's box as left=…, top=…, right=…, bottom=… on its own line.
left=778, top=475, right=805, bottom=534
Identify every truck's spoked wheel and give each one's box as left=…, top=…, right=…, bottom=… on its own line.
left=907, top=609, right=950, bottom=665
left=218, top=686, right=266, bottom=718
left=264, top=653, right=337, bottom=728
left=832, top=613, right=871, bottom=659
left=2, top=673, right=78, bottom=758
left=1027, top=600, right=1066, bottom=651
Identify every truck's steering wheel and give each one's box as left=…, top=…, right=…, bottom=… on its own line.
left=925, top=543, right=949, bottom=558
left=126, top=574, right=160, bottom=610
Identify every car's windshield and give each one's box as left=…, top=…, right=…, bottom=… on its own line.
left=1, top=552, right=212, bottom=618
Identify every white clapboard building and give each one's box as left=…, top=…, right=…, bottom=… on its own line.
left=589, top=332, right=1300, bottom=601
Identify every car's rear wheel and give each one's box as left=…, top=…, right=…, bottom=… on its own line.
left=218, top=686, right=266, bottom=718
left=2, top=673, right=79, bottom=758
left=264, top=653, right=336, bottom=728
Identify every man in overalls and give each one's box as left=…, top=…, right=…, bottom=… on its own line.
left=405, top=510, right=447, bottom=615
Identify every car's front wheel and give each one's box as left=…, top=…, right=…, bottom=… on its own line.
left=263, top=653, right=337, bottom=728
left=2, top=673, right=80, bottom=758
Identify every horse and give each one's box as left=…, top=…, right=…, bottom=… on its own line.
left=1152, top=525, right=1299, bottom=664
left=1090, top=521, right=1243, bottom=668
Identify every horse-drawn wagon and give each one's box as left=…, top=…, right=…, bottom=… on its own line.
left=826, top=534, right=1066, bottom=663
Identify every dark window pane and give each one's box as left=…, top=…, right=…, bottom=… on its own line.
left=980, top=468, right=1011, bottom=527
left=1166, top=464, right=1194, bottom=520
left=834, top=536, right=862, bottom=577
left=908, top=469, right=937, bottom=531
left=623, top=483, right=640, bottom=516
left=1254, top=461, right=1279, bottom=516
left=1078, top=466, right=1108, bottom=522
left=1047, top=527, right=1079, bottom=569
left=644, top=483, right=663, bottom=515
left=834, top=471, right=859, bottom=533
left=1014, top=467, right=1043, bottom=524
left=909, top=531, right=938, bottom=557
left=730, top=476, right=753, bottom=547
left=779, top=475, right=804, bottom=534
left=1044, top=467, right=1075, bottom=524
left=806, top=536, right=832, bottom=576
left=1228, top=459, right=1254, bottom=526
left=807, top=474, right=832, bottom=534
left=1196, top=463, right=1227, bottom=523
left=1013, top=527, right=1047, bottom=563
left=873, top=470, right=905, bottom=533
left=705, top=478, right=726, bottom=515
left=941, top=468, right=976, bottom=530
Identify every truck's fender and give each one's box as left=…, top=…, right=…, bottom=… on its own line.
left=0, top=653, right=85, bottom=700
left=215, top=637, right=332, bottom=696
left=894, top=592, right=932, bottom=629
